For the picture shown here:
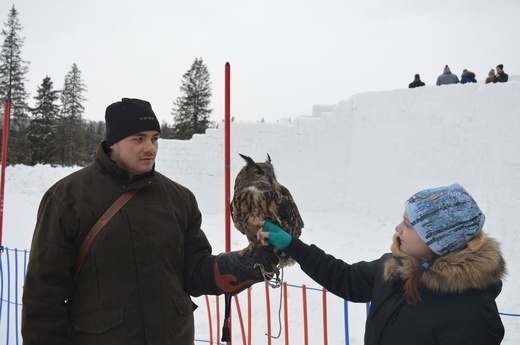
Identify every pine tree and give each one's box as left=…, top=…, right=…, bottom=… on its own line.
left=160, top=120, right=174, bottom=139
left=82, top=120, right=104, bottom=161
left=0, top=5, right=30, bottom=164
left=57, top=63, right=87, bottom=166
left=172, top=58, right=213, bottom=140
left=27, top=76, right=60, bottom=165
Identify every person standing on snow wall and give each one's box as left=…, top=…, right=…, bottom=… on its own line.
left=436, top=65, right=460, bottom=85
left=493, top=64, right=509, bottom=83
left=408, top=74, right=425, bottom=88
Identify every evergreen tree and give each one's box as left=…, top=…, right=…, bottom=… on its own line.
left=0, top=5, right=30, bottom=164
left=83, top=120, right=104, bottom=161
left=57, top=63, right=87, bottom=166
left=171, top=58, right=212, bottom=140
left=160, top=120, right=174, bottom=139
left=27, top=76, right=60, bottom=165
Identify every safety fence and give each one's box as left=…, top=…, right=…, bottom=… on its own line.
left=1, top=246, right=519, bottom=345
left=192, top=280, right=372, bottom=345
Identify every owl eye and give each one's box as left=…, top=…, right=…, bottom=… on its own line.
left=254, top=168, right=264, bottom=176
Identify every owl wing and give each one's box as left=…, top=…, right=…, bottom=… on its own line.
left=272, top=185, right=304, bottom=238
left=230, top=198, right=243, bottom=233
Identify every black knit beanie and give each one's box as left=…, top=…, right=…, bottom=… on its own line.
left=105, top=98, right=161, bottom=146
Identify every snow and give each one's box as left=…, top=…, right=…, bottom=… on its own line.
left=2, top=80, right=520, bottom=344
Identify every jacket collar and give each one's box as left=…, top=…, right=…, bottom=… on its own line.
left=384, top=231, right=506, bottom=294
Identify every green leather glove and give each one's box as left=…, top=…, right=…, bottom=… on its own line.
left=214, top=246, right=279, bottom=295
left=262, top=220, right=292, bottom=250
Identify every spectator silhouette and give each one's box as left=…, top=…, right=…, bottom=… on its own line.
left=485, top=69, right=495, bottom=84
left=436, top=65, right=459, bottom=85
left=409, top=74, right=425, bottom=88
left=460, top=69, right=477, bottom=84
left=493, top=64, right=508, bottom=83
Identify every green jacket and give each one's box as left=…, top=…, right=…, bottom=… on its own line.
left=22, top=142, right=220, bottom=344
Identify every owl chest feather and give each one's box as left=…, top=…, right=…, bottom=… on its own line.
left=231, top=187, right=280, bottom=242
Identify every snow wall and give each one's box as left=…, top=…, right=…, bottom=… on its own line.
left=157, top=81, right=520, bottom=249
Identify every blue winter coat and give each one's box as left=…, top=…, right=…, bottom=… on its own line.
left=461, top=70, right=477, bottom=84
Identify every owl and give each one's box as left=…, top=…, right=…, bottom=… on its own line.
left=230, top=153, right=304, bottom=268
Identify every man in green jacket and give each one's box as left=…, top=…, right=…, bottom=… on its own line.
left=21, top=98, right=275, bottom=344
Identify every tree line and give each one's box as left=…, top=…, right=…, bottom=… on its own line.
left=0, top=5, right=213, bottom=167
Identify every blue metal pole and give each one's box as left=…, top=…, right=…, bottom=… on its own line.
left=344, top=300, right=349, bottom=345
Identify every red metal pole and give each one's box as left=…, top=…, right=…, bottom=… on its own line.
left=0, top=100, right=10, bottom=247
left=224, top=62, right=232, bottom=345
left=225, top=62, right=231, bottom=253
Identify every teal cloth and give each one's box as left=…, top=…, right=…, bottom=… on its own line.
left=262, top=220, right=292, bottom=250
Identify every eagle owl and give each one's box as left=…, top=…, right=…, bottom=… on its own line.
left=231, top=153, right=304, bottom=267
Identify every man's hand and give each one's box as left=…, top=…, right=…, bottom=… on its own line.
left=214, top=246, right=279, bottom=295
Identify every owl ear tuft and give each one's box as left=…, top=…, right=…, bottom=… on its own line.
left=266, top=153, right=271, bottom=164
left=239, top=153, right=255, bottom=165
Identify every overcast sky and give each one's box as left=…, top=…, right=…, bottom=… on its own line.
left=4, top=0, right=520, bottom=124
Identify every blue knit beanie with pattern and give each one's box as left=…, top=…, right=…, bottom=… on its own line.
left=404, top=184, right=485, bottom=256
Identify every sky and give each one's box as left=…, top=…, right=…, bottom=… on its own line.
left=1, top=80, right=519, bottom=343
left=2, top=0, right=520, bottom=125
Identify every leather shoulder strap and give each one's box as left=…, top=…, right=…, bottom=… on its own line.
left=73, top=188, right=141, bottom=281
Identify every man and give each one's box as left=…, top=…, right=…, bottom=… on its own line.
left=436, top=65, right=459, bottom=86
left=21, top=98, right=276, bottom=344
left=493, top=64, right=509, bottom=83
left=408, top=74, right=425, bottom=88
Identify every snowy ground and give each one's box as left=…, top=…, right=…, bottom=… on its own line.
left=2, top=80, right=519, bottom=344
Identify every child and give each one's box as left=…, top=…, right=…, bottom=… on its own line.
left=256, top=183, right=505, bottom=345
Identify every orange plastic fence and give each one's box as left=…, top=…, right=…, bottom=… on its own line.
left=302, top=284, right=308, bottom=345
left=265, top=283, right=272, bottom=345
left=199, top=281, right=332, bottom=345
left=322, top=287, right=328, bottom=345
left=283, top=282, right=289, bottom=345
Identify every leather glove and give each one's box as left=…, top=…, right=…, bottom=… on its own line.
left=214, top=245, right=280, bottom=295
left=260, top=220, right=293, bottom=250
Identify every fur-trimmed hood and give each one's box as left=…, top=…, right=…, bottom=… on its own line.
left=462, top=70, right=476, bottom=78
left=384, top=231, right=506, bottom=294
